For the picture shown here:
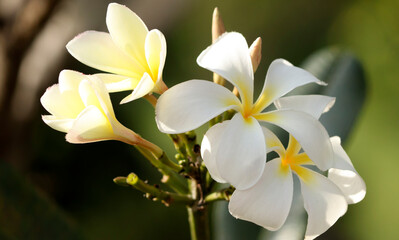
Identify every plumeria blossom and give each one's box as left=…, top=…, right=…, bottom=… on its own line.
left=66, top=3, right=167, bottom=104
left=41, top=70, right=161, bottom=155
left=156, top=32, right=332, bottom=190
left=228, top=96, right=366, bottom=240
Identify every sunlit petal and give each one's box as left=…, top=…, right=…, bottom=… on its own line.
left=66, top=31, right=144, bottom=77
left=197, top=32, right=254, bottom=105
left=156, top=80, right=241, bottom=134
left=201, top=121, right=229, bottom=183
left=255, top=110, right=333, bottom=171
left=145, top=29, right=166, bottom=83
left=66, top=105, right=114, bottom=143
left=106, top=3, right=148, bottom=66
left=229, top=158, right=293, bottom=230
left=120, top=72, right=155, bottom=104
left=216, top=114, right=266, bottom=190
left=253, top=59, right=326, bottom=114
left=299, top=169, right=347, bottom=240
left=274, top=95, right=335, bottom=120
left=94, top=73, right=140, bottom=92
left=328, top=136, right=366, bottom=204
left=42, top=115, right=74, bottom=133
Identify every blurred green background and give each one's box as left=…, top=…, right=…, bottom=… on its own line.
left=0, top=0, right=398, bottom=239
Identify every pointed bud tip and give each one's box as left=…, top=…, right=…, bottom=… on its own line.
left=249, top=37, right=262, bottom=72
left=212, top=7, right=226, bottom=42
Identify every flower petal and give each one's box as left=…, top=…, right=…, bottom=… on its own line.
left=66, top=105, right=114, bottom=143
left=216, top=114, right=266, bottom=190
left=40, top=70, right=84, bottom=118
left=42, top=115, right=74, bottom=133
left=145, top=29, right=166, bottom=84
left=94, top=73, right=140, bottom=92
left=255, top=110, right=333, bottom=171
left=66, top=31, right=144, bottom=77
left=299, top=169, right=347, bottom=240
left=253, top=59, right=326, bottom=114
left=229, top=158, right=293, bottom=230
left=261, top=127, right=285, bottom=156
left=201, top=121, right=229, bottom=183
left=197, top=32, right=254, bottom=105
left=106, top=3, right=148, bottom=66
left=156, top=80, right=240, bottom=134
left=274, top=95, right=336, bottom=120
left=120, top=72, right=155, bottom=104
left=328, top=136, right=366, bottom=204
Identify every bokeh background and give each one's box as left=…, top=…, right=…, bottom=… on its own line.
left=0, top=0, right=398, bottom=239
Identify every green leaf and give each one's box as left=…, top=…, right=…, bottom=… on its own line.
left=0, top=161, right=84, bottom=240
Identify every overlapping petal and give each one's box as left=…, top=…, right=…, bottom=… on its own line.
left=66, top=31, right=144, bottom=78
left=215, top=114, right=266, bottom=190
left=197, top=32, right=254, bottom=106
left=155, top=80, right=241, bottom=133
left=261, top=127, right=285, bottom=155
left=255, top=110, right=333, bottom=171
left=328, top=136, right=366, bottom=204
left=94, top=73, right=139, bottom=93
left=106, top=3, right=148, bottom=65
left=201, top=121, right=229, bottom=183
left=253, top=59, right=326, bottom=114
left=229, top=158, right=293, bottom=231
left=274, top=95, right=335, bottom=119
left=120, top=73, right=155, bottom=104
left=145, top=29, right=167, bottom=84
left=300, top=169, right=347, bottom=240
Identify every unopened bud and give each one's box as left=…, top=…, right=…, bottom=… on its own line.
left=249, top=37, right=262, bottom=73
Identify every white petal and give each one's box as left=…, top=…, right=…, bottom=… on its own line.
left=66, top=105, right=114, bottom=143
left=253, top=59, right=326, bottom=114
left=328, top=136, right=366, bottom=204
left=201, top=122, right=229, bottom=183
left=106, top=3, right=148, bottom=66
left=261, top=127, right=285, bottom=155
left=229, top=158, right=293, bottom=231
left=255, top=110, right=333, bottom=171
left=197, top=32, right=254, bottom=105
left=216, top=114, right=266, bottom=190
left=94, top=73, right=140, bottom=92
left=155, top=80, right=240, bottom=134
left=274, top=95, right=336, bottom=120
left=299, top=169, right=347, bottom=240
left=145, top=29, right=166, bottom=84
left=66, top=31, right=144, bottom=77
left=120, top=72, right=155, bottom=104
left=42, top=115, right=75, bottom=133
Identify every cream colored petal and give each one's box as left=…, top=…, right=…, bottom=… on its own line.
left=253, top=59, right=326, bottom=114
left=216, top=114, right=266, bottom=190
left=156, top=80, right=240, bottom=134
left=66, top=105, right=114, bottom=143
left=261, top=127, right=285, bottom=156
left=299, top=169, right=348, bottom=240
left=328, top=136, right=366, bottom=204
left=229, top=158, right=293, bottom=231
left=201, top=121, right=229, bottom=183
left=197, top=32, right=254, bottom=106
left=66, top=31, right=144, bottom=77
left=42, top=115, right=75, bottom=133
left=94, top=73, right=140, bottom=92
left=274, top=95, right=336, bottom=120
left=255, top=110, right=333, bottom=171
left=106, top=3, right=148, bottom=66
left=120, top=72, right=155, bottom=104
left=145, top=29, right=166, bottom=83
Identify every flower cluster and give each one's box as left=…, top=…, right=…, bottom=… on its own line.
left=41, top=3, right=365, bottom=240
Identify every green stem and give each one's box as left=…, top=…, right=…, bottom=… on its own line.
left=203, top=187, right=234, bottom=203
left=125, top=173, right=194, bottom=206
left=135, top=146, right=187, bottom=193
left=187, top=179, right=210, bottom=240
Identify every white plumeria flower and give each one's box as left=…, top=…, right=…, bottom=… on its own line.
left=156, top=32, right=333, bottom=190
left=41, top=70, right=161, bottom=155
left=66, top=3, right=167, bottom=104
left=229, top=96, right=366, bottom=240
